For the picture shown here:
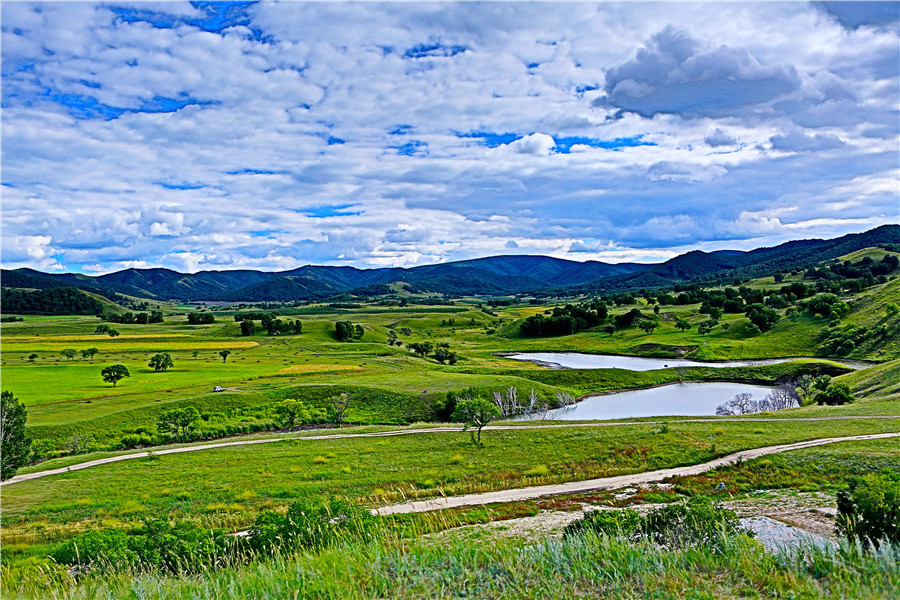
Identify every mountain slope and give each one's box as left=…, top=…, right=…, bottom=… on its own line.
left=3, top=224, right=896, bottom=301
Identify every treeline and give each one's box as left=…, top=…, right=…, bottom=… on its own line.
left=0, top=288, right=102, bottom=315
left=102, top=311, right=164, bottom=324
left=233, top=312, right=303, bottom=336
left=520, top=301, right=608, bottom=337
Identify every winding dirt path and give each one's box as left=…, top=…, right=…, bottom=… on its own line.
left=3, top=417, right=899, bottom=487
left=374, top=432, right=900, bottom=515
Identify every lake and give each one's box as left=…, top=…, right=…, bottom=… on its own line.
left=514, top=382, right=776, bottom=420
left=503, top=352, right=791, bottom=371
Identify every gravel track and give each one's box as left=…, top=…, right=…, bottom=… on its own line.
left=3, top=417, right=898, bottom=487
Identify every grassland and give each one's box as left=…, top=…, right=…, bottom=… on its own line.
left=2, top=252, right=899, bottom=597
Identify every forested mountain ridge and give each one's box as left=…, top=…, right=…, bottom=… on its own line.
left=2, top=224, right=896, bottom=302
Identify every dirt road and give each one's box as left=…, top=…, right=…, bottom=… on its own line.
left=373, top=432, right=900, bottom=515
left=3, top=417, right=898, bottom=487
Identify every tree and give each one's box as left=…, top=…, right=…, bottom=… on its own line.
left=81, top=347, right=99, bottom=361
left=192, top=351, right=199, bottom=359
left=451, top=396, right=500, bottom=444
left=61, top=349, right=77, bottom=361
left=273, top=399, right=311, bottom=432
left=674, top=318, right=692, bottom=332
left=219, top=350, right=231, bottom=362
left=837, top=471, right=900, bottom=548
left=27, top=353, right=38, bottom=363
left=148, top=353, right=174, bottom=372
left=887, top=303, right=900, bottom=318
left=1, top=391, right=32, bottom=480
left=716, top=393, right=758, bottom=416
left=325, top=392, right=352, bottom=427
left=107, top=329, right=120, bottom=338
left=240, top=321, right=255, bottom=336
left=638, top=321, right=658, bottom=334
left=816, top=383, right=855, bottom=406
left=95, top=324, right=109, bottom=334
left=335, top=321, right=354, bottom=341
left=101, top=364, right=130, bottom=387
left=354, top=324, right=364, bottom=340
left=794, top=374, right=816, bottom=404
left=157, top=407, right=201, bottom=442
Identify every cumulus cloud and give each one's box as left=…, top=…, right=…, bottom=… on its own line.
left=0, top=3, right=896, bottom=272
left=597, top=25, right=801, bottom=118
left=705, top=128, right=738, bottom=147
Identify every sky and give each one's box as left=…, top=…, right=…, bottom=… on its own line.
left=1, top=1, right=898, bottom=274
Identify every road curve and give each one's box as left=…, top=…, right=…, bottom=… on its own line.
left=3, top=417, right=899, bottom=487
left=373, top=432, right=900, bottom=515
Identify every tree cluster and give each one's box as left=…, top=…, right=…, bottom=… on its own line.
left=1, top=288, right=102, bottom=315
left=187, top=313, right=215, bottom=325
left=335, top=321, right=363, bottom=341
left=102, top=311, right=163, bottom=324
left=520, top=301, right=608, bottom=337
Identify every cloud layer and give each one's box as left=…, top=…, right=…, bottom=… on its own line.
left=1, top=2, right=897, bottom=273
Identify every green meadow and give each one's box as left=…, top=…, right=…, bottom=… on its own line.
left=1, top=249, right=899, bottom=597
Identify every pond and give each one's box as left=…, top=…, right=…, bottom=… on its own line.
left=513, top=382, right=776, bottom=421
left=503, top=352, right=791, bottom=371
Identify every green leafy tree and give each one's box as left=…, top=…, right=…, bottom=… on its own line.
left=335, top=321, right=354, bottom=341
left=157, top=407, right=201, bottom=443
left=1, top=391, right=32, bottom=480
left=148, top=353, right=174, bottom=372
left=816, top=383, right=855, bottom=406
left=837, top=471, right=900, bottom=548
left=81, top=347, right=99, bottom=361
left=674, top=318, right=692, bottom=332
left=638, top=321, right=658, bottom=334
left=219, top=350, right=231, bottom=362
left=107, top=329, right=120, bottom=338
left=192, top=351, right=199, bottom=359
left=240, top=320, right=255, bottom=336
left=101, top=364, right=130, bottom=387
left=273, top=398, right=311, bottom=432
left=27, top=353, right=38, bottom=363
left=60, top=349, right=76, bottom=361
left=95, top=324, right=109, bottom=334
left=451, top=396, right=500, bottom=444
left=887, top=303, right=899, bottom=318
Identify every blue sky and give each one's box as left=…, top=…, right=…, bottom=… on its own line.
left=1, top=1, right=898, bottom=273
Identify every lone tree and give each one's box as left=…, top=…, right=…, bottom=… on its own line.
left=101, top=364, right=130, bottom=387
left=326, top=392, right=352, bottom=428
left=27, top=353, right=38, bottom=363
left=674, top=318, right=692, bottom=332
left=273, top=398, right=311, bottom=432
left=638, top=321, right=658, bottom=334
left=1, top=391, right=32, bottom=481
left=148, top=353, right=174, bottom=372
left=81, top=347, right=99, bottom=361
left=157, top=407, right=201, bottom=442
left=219, top=350, right=231, bottom=362
left=61, top=349, right=76, bottom=361
left=451, top=396, right=501, bottom=444
left=335, top=321, right=354, bottom=341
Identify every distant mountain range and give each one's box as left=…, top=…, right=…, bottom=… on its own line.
left=3, top=224, right=897, bottom=302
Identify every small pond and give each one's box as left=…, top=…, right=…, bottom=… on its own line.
left=513, top=382, right=776, bottom=421
left=504, top=352, right=791, bottom=371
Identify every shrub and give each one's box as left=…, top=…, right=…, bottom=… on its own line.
left=816, top=383, right=855, bottom=406
left=564, top=496, right=743, bottom=552
left=249, top=497, right=376, bottom=554
left=837, top=471, right=900, bottom=548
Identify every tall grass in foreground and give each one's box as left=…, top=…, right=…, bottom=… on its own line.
left=4, top=528, right=899, bottom=599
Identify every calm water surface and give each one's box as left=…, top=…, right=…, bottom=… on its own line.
left=515, top=382, right=775, bottom=420
left=504, top=352, right=790, bottom=371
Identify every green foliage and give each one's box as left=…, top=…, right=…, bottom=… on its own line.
left=520, top=301, right=607, bottom=337
left=219, top=350, right=231, bottom=362
left=187, top=313, right=215, bottom=325
left=81, top=347, right=99, bottom=361
left=60, top=349, right=76, bottom=361
left=1, top=391, right=32, bottom=480
left=50, top=517, right=235, bottom=574
left=745, top=303, right=780, bottom=332
left=837, top=470, right=900, bottom=548
left=272, top=398, right=311, bottom=432
left=148, top=353, right=174, bottom=372
left=325, top=392, right=352, bottom=427
left=0, top=287, right=102, bottom=315
left=240, top=320, right=255, bottom=336
left=816, top=383, right=855, bottom=406
left=565, top=496, right=743, bottom=552
left=674, top=317, right=692, bottom=332
left=101, top=364, right=130, bottom=387
left=157, top=407, right=201, bottom=442
left=638, top=320, right=658, bottom=334
left=451, top=396, right=500, bottom=444
left=249, top=497, right=376, bottom=555
left=335, top=320, right=355, bottom=341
